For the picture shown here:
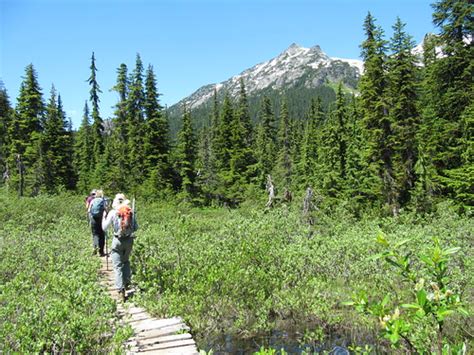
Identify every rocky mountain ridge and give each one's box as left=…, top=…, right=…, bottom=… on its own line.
left=171, top=43, right=363, bottom=111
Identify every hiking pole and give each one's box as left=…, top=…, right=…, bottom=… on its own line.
left=105, top=229, right=109, bottom=271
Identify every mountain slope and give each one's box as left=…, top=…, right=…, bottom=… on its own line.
left=167, top=43, right=363, bottom=135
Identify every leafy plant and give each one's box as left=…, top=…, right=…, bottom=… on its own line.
left=345, top=233, right=469, bottom=353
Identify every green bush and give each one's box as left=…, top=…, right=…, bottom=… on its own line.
left=0, top=191, right=129, bottom=352
left=131, top=200, right=473, bottom=351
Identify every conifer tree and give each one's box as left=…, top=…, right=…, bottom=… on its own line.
left=9, top=64, right=45, bottom=196
left=237, top=78, right=253, bottom=146
left=359, top=13, right=393, bottom=211
left=106, top=63, right=130, bottom=191
left=0, top=83, right=12, bottom=186
left=318, top=84, right=347, bottom=197
left=228, top=86, right=255, bottom=202
left=74, top=101, right=93, bottom=193
left=387, top=17, right=420, bottom=207
left=143, top=64, right=171, bottom=195
left=415, top=34, right=441, bottom=208
left=59, top=95, right=76, bottom=189
left=176, top=104, right=196, bottom=200
left=298, top=97, right=323, bottom=188
left=195, top=126, right=212, bottom=202
left=127, top=54, right=146, bottom=187
left=428, top=0, right=474, bottom=205
left=112, top=63, right=129, bottom=143
left=274, top=98, right=292, bottom=192
left=201, top=89, right=220, bottom=201
left=345, top=95, right=371, bottom=205
left=41, top=87, right=74, bottom=192
left=214, top=93, right=234, bottom=173
left=87, top=52, right=104, bottom=174
left=254, top=96, right=276, bottom=186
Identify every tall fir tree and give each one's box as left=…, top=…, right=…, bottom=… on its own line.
left=273, top=98, right=292, bottom=192
left=254, top=96, right=276, bottom=187
left=127, top=54, right=146, bottom=187
left=59, top=95, right=76, bottom=190
left=297, top=97, right=323, bottom=189
left=237, top=78, right=253, bottom=147
left=176, top=104, right=196, bottom=200
left=359, top=12, right=393, bottom=211
left=227, top=85, right=255, bottom=202
left=318, top=84, right=348, bottom=198
left=415, top=34, right=441, bottom=208
left=387, top=17, right=420, bottom=207
left=41, top=86, right=74, bottom=192
left=87, top=52, right=104, bottom=177
left=143, top=64, right=171, bottom=195
left=74, top=101, right=93, bottom=193
left=112, top=63, right=129, bottom=143
left=107, top=63, right=130, bottom=191
left=201, top=89, right=220, bottom=201
left=9, top=64, right=45, bottom=196
left=0, top=83, right=13, bottom=186
left=345, top=95, right=371, bottom=206
left=214, top=93, right=234, bottom=173
left=428, top=0, right=474, bottom=205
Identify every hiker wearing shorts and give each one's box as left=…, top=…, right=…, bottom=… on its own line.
left=102, top=193, right=138, bottom=301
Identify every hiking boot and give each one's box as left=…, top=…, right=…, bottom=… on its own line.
left=119, top=288, right=126, bottom=302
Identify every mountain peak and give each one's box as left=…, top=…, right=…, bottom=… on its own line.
left=287, top=42, right=301, bottom=50
left=172, top=43, right=362, bottom=111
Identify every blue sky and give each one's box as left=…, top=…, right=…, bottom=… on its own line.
left=1, top=0, right=435, bottom=128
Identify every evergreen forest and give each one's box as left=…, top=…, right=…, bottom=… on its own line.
left=0, top=3, right=472, bottom=213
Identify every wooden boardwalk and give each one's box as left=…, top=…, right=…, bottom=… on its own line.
left=99, top=257, right=199, bottom=354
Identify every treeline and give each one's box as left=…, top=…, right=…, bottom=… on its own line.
left=0, top=0, right=472, bottom=213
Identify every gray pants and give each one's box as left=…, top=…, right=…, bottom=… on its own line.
left=111, top=236, right=134, bottom=290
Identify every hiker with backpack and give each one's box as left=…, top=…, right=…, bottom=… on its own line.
left=102, top=193, right=138, bottom=301
left=85, top=189, right=96, bottom=209
left=88, top=189, right=107, bottom=256
left=85, top=189, right=96, bottom=223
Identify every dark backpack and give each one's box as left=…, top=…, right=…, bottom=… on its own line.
left=113, top=205, right=135, bottom=238
left=90, top=197, right=105, bottom=219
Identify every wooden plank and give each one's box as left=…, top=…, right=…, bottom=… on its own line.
left=135, top=328, right=184, bottom=341
left=133, top=319, right=187, bottom=333
left=142, top=347, right=199, bottom=355
left=137, top=332, right=192, bottom=347
left=138, top=338, right=196, bottom=352
left=128, top=314, right=150, bottom=323
left=133, top=317, right=184, bottom=331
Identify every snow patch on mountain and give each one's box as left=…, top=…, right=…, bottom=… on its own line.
left=178, top=43, right=363, bottom=110
left=332, top=57, right=364, bottom=73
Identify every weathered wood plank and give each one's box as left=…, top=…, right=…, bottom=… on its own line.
left=138, top=338, right=196, bottom=352
left=137, top=332, right=192, bottom=347
left=141, top=347, right=199, bottom=355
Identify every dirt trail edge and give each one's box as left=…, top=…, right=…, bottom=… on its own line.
left=99, top=257, right=199, bottom=354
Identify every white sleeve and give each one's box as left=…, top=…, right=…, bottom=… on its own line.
left=102, top=210, right=115, bottom=231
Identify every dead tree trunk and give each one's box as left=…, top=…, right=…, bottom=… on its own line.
left=16, top=154, right=25, bottom=197
left=265, top=175, right=275, bottom=209
left=302, top=187, right=315, bottom=225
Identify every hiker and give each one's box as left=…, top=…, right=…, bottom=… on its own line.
left=85, top=189, right=96, bottom=209
left=102, top=193, right=138, bottom=301
left=88, top=189, right=106, bottom=256
left=85, top=189, right=96, bottom=222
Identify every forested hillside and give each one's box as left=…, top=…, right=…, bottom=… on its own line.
left=0, top=0, right=472, bottom=213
